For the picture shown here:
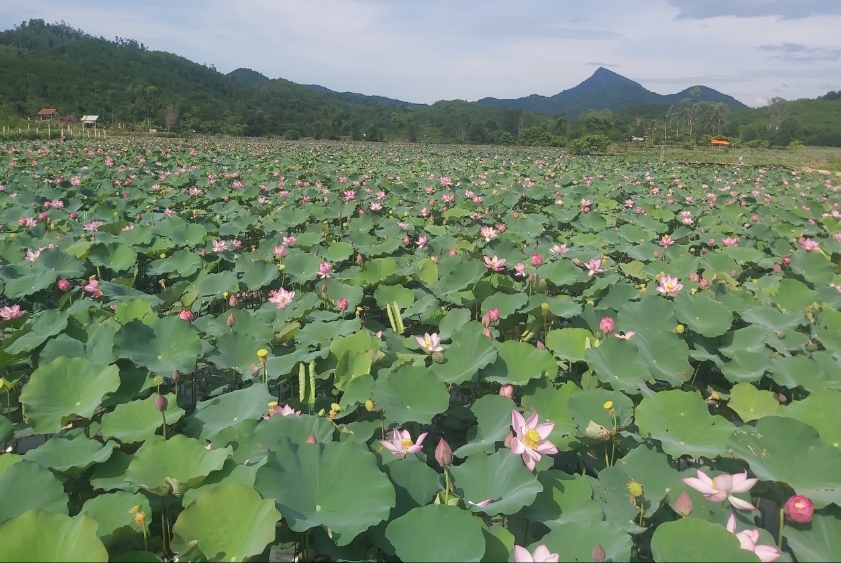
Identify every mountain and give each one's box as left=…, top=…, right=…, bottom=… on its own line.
left=301, top=84, right=423, bottom=108
left=227, top=68, right=270, bottom=87
left=476, top=67, right=749, bottom=118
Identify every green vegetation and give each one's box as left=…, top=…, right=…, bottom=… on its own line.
left=1, top=19, right=840, bottom=150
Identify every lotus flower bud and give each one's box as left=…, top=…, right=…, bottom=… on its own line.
left=499, top=384, right=514, bottom=398
left=57, top=279, right=72, bottom=292
left=592, top=544, right=606, bottom=563
left=178, top=309, right=194, bottom=322
left=784, top=495, right=814, bottom=523
left=227, top=313, right=236, bottom=327
left=70, top=212, right=78, bottom=219
left=531, top=253, right=543, bottom=267
left=599, top=316, right=615, bottom=335
left=228, top=294, right=238, bottom=307
left=674, top=490, right=693, bottom=517
left=435, top=438, right=453, bottom=468
left=337, top=298, right=349, bottom=312
left=155, top=394, right=168, bottom=412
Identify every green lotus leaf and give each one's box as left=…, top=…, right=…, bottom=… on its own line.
left=373, top=364, right=449, bottom=425
left=673, top=291, right=733, bottom=337
left=374, top=283, right=415, bottom=310
left=588, top=465, right=648, bottom=533
left=784, top=504, right=841, bottom=563
left=481, top=340, right=557, bottom=385
left=171, top=483, right=281, bottom=562
left=536, top=520, right=633, bottom=563
left=337, top=373, right=375, bottom=414
left=248, top=413, right=335, bottom=457
left=80, top=491, right=151, bottom=547
left=480, top=291, right=528, bottom=319
left=717, top=349, right=773, bottom=384
left=333, top=349, right=374, bottom=392
left=89, top=451, right=135, bottom=492
left=584, top=336, right=653, bottom=394
left=481, top=525, right=515, bottom=563
left=5, top=309, right=69, bottom=354
left=23, top=436, right=116, bottom=475
left=523, top=470, right=602, bottom=527
left=188, top=271, right=240, bottom=299
left=450, top=450, right=543, bottom=515
left=154, top=217, right=207, bottom=246
left=453, top=394, right=516, bottom=458
left=767, top=278, right=820, bottom=312
left=0, top=415, right=11, bottom=444
left=566, top=388, right=634, bottom=437
left=97, top=281, right=164, bottom=305
left=114, top=299, right=158, bottom=326
left=101, top=393, right=185, bottom=443
left=0, top=263, right=58, bottom=299
left=616, top=445, right=681, bottom=517
left=385, top=504, right=485, bottom=562
left=88, top=242, right=137, bottom=272
left=778, top=389, right=841, bottom=449
left=205, top=331, right=267, bottom=378
left=430, top=322, right=497, bottom=384
left=431, top=255, right=486, bottom=299
left=281, top=253, right=324, bottom=285
left=36, top=247, right=87, bottom=279
left=526, top=294, right=584, bottom=319
left=353, top=257, right=399, bottom=286
left=0, top=461, right=68, bottom=524
left=727, top=383, right=779, bottom=423
left=790, top=250, right=834, bottom=285
left=728, top=416, right=841, bottom=507
left=113, top=317, right=202, bottom=374
left=295, top=318, right=362, bottom=348
left=0, top=510, right=108, bottom=562
left=650, top=517, right=760, bottom=562
left=20, top=356, right=120, bottom=434
left=635, top=390, right=735, bottom=459
left=124, top=435, right=231, bottom=497
left=415, top=257, right=438, bottom=286
left=741, top=305, right=805, bottom=331
left=436, top=308, right=472, bottom=340
left=769, top=354, right=838, bottom=393
left=538, top=259, right=588, bottom=287
left=181, top=457, right=265, bottom=507
left=254, top=440, right=395, bottom=546
left=237, top=259, right=280, bottom=290
left=145, top=250, right=202, bottom=278
left=545, top=327, right=595, bottom=363
left=183, top=383, right=275, bottom=442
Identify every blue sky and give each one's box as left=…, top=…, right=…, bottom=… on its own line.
left=2, top=0, right=839, bottom=107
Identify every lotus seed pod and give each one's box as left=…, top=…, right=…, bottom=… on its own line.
left=364, top=399, right=375, bottom=411
left=431, top=351, right=446, bottom=364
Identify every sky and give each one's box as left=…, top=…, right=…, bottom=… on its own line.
left=1, top=0, right=840, bottom=108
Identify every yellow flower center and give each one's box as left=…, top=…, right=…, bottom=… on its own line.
left=795, top=501, right=805, bottom=509
left=401, top=438, right=414, bottom=449
left=627, top=480, right=644, bottom=498
left=603, top=400, right=614, bottom=409
left=524, top=428, right=540, bottom=450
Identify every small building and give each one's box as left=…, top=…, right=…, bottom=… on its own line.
left=80, top=115, right=103, bottom=127
left=36, top=108, right=61, bottom=121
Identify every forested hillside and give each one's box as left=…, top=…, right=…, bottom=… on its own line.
left=1, top=19, right=839, bottom=147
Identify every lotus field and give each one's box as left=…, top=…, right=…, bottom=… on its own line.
left=2, top=137, right=841, bottom=562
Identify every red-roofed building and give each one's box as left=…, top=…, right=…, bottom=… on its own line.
left=36, top=108, right=61, bottom=121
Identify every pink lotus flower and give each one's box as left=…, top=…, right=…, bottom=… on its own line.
left=57, top=279, right=72, bottom=292
left=380, top=428, right=428, bottom=457
left=264, top=403, right=301, bottom=419
left=599, top=316, right=615, bottom=335
left=480, top=226, right=497, bottom=242
left=282, top=235, right=297, bottom=246
left=484, top=255, right=506, bottom=272
left=337, top=298, right=349, bottom=312
left=273, top=245, right=288, bottom=258
left=499, top=384, right=514, bottom=398
left=531, top=253, right=543, bottom=267
left=416, top=236, right=428, bottom=248
left=726, top=514, right=780, bottom=562
left=434, top=438, right=453, bottom=468
left=583, top=258, right=604, bottom=276
left=549, top=243, right=568, bottom=254
left=614, top=330, right=635, bottom=340
left=212, top=240, right=227, bottom=253
left=722, top=236, right=740, bottom=247
left=0, top=304, right=24, bottom=321
left=784, top=494, right=814, bottom=524
left=514, top=263, right=527, bottom=277
left=178, top=309, right=195, bottom=322
left=268, top=288, right=295, bottom=309
left=682, top=470, right=757, bottom=510
left=19, top=216, right=37, bottom=228
left=657, top=275, right=683, bottom=297
left=416, top=332, right=444, bottom=353
left=84, top=277, right=103, bottom=298
left=513, top=544, right=559, bottom=563
left=798, top=237, right=819, bottom=252
left=316, top=261, right=332, bottom=279
left=509, top=409, right=558, bottom=471
left=659, top=235, right=675, bottom=248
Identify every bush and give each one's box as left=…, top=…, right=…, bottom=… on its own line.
left=568, top=134, right=610, bottom=154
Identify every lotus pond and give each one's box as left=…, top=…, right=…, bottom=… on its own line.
left=1, top=137, right=840, bottom=562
